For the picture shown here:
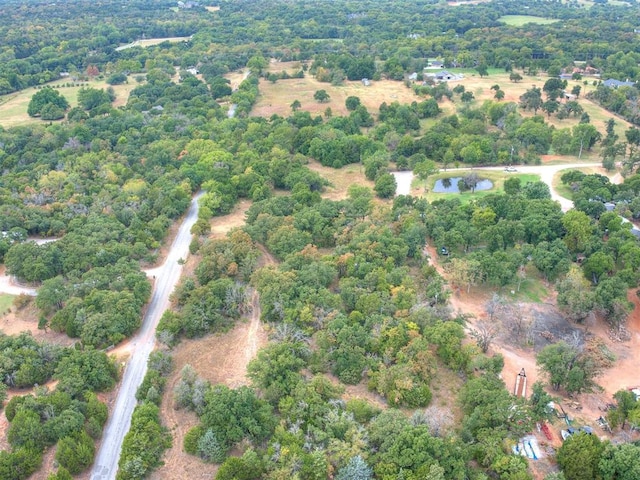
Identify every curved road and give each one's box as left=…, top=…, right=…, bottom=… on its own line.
left=91, top=192, right=202, bottom=480
left=393, top=162, right=602, bottom=212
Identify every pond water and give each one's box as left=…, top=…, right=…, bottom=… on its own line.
left=433, top=177, right=493, bottom=193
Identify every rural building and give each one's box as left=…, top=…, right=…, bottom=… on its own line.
left=362, top=78, right=371, bottom=86
left=427, top=60, right=445, bottom=69
left=425, top=70, right=463, bottom=82
left=602, top=78, right=636, bottom=88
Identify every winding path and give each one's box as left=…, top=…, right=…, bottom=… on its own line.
left=91, top=192, right=202, bottom=480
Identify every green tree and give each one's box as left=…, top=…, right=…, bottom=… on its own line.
left=598, top=443, right=640, bottom=480
left=476, top=64, right=489, bottom=77
left=536, top=341, right=597, bottom=393
left=562, top=210, right=594, bottom=253
left=55, top=431, right=95, bottom=474
left=345, top=96, right=361, bottom=111
left=290, top=99, right=301, bottom=111
left=519, top=87, right=542, bottom=114
left=374, top=173, right=397, bottom=198
left=542, top=100, right=560, bottom=117
left=314, top=90, right=330, bottom=103
left=77, top=87, right=113, bottom=110
left=556, top=266, right=595, bottom=322
left=503, top=177, right=521, bottom=195
left=582, top=251, right=615, bottom=284
left=197, top=429, right=226, bottom=463
left=557, top=432, right=604, bottom=480
left=27, top=87, right=69, bottom=117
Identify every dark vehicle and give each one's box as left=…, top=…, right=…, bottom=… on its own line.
left=440, top=246, right=449, bottom=256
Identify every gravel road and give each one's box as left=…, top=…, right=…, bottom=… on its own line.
left=91, top=192, right=202, bottom=480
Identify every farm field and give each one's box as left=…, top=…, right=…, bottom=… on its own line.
left=0, top=77, right=137, bottom=128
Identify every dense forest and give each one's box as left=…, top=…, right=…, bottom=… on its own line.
left=1, top=0, right=640, bottom=479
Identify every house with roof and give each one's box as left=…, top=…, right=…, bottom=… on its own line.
left=425, top=70, right=463, bottom=82
left=602, top=78, right=636, bottom=88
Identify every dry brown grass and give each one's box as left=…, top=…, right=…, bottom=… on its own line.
left=252, top=73, right=421, bottom=118
left=306, top=159, right=374, bottom=201
left=451, top=71, right=629, bottom=138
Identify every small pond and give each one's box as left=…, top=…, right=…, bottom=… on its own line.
left=433, top=176, right=493, bottom=193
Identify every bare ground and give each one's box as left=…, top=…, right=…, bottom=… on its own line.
left=151, top=248, right=272, bottom=479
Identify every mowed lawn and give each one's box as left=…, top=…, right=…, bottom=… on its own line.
left=0, top=77, right=137, bottom=128
left=412, top=170, right=541, bottom=203
left=0, top=294, right=13, bottom=315
left=498, top=15, right=560, bottom=26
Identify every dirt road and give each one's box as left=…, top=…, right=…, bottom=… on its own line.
left=91, top=192, right=202, bottom=480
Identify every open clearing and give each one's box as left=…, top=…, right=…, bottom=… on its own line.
left=115, top=36, right=191, bottom=51
left=499, top=15, right=560, bottom=26
left=448, top=71, right=630, bottom=139
left=252, top=62, right=422, bottom=118
left=0, top=294, right=13, bottom=315
left=0, top=77, right=137, bottom=128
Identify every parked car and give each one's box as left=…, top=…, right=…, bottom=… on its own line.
left=440, top=246, right=449, bottom=256
left=504, top=166, right=517, bottom=172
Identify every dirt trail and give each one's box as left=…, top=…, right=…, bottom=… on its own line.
left=152, top=246, right=273, bottom=479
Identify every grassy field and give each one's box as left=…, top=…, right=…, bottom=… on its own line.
left=0, top=294, right=14, bottom=316
left=0, top=77, right=137, bottom=128
left=413, top=170, right=541, bottom=203
left=448, top=71, right=631, bottom=140
left=551, top=165, right=614, bottom=200
left=251, top=64, right=422, bottom=118
left=498, top=15, right=560, bottom=26
left=115, top=37, right=191, bottom=51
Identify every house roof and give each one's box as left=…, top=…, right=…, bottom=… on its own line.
left=603, top=78, right=636, bottom=88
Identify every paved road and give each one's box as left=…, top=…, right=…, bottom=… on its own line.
left=91, top=192, right=202, bottom=480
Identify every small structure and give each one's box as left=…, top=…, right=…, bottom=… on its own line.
left=603, top=78, right=636, bottom=88
left=407, top=72, right=418, bottom=81
left=361, top=78, right=371, bottom=86
left=424, top=70, right=463, bottom=82
left=514, top=368, right=527, bottom=397
left=563, top=91, right=577, bottom=101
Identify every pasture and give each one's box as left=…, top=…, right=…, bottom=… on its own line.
left=0, top=77, right=137, bottom=128
left=250, top=61, right=422, bottom=117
